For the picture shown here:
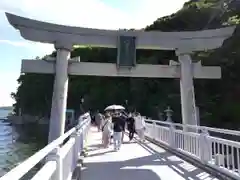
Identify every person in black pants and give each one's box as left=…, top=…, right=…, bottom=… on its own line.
left=112, top=113, right=124, bottom=151
left=126, top=113, right=135, bottom=141
left=119, top=112, right=127, bottom=143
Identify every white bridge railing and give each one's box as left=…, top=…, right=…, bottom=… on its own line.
left=145, top=119, right=240, bottom=180
left=0, top=112, right=91, bottom=180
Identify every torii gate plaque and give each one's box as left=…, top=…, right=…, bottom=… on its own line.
left=5, top=13, right=235, bottom=142
left=117, top=35, right=136, bottom=68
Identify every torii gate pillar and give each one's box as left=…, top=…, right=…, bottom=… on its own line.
left=177, top=52, right=198, bottom=130
left=48, top=43, right=72, bottom=143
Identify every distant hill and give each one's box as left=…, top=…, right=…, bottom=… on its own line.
left=0, top=106, right=13, bottom=111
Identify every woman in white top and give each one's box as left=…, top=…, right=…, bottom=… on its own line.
left=134, top=112, right=146, bottom=142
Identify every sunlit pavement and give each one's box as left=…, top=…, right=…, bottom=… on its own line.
left=81, top=126, right=218, bottom=180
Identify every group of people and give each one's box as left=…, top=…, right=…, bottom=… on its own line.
left=94, top=111, right=146, bottom=151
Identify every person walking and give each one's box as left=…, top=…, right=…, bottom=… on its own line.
left=101, top=113, right=112, bottom=148
left=95, top=111, right=104, bottom=132
left=119, top=112, right=127, bottom=143
left=126, top=113, right=135, bottom=141
left=112, top=112, right=124, bottom=151
left=134, top=112, right=146, bottom=142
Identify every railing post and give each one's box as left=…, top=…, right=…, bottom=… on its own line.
left=169, top=124, right=176, bottom=148
left=78, top=127, right=85, bottom=156
left=70, top=131, right=78, bottom=170
left=82, top=117, right=91, bottom=156
left=46, top=147, right=62, bottom=180
left=199, top=128, right=212, bottom=163
left=77, top=124, right=84, bottom=157
left=152, top=121, right=157, bottom=140
left=75, top=127, right=80, bottom=159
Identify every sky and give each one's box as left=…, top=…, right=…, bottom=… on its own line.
left=0, top=0, right=187, bottom=106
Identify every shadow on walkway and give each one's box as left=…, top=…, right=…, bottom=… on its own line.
left=82, top=147, right=183, bottom=180
left=86, top=149, right=116, bottom=157
left=87, top=143, right=103, bottom=152
left=82, top=154, right=164, bottom=180
left=137, top=141, right=217, bottom=180
left=83, top=128, right=217, bottom=180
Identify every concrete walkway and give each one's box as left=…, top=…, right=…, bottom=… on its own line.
left=82, top=126, right=218, bottom=180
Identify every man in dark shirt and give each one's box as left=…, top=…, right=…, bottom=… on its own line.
left=119, top=112, right=127, bottom=143
left=126, top=113, right=135, bottom=141
left=112, top=113, right=124, bottom=151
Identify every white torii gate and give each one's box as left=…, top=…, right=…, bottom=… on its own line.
left=5, top=13, right=235, bottom=143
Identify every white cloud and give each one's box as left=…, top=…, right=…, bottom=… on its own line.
left=0, top=0, right=187, bottom=106
left=0, top=0, right=187, bottom=55
left=0, top=39, right=54, bottom=56
left=0, top=0, right=187, bottom=29
left=1, top=0, right=132, bottom=29
left=0, top=0, right=187, bottom=52
left=0, top=72, right=18, bottom=106
left=0, top=89, right=15, bottom=106
left=0, top=39, right=29, bottom=47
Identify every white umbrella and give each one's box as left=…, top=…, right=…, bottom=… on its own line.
left=104, top=104, right=125, bottom=111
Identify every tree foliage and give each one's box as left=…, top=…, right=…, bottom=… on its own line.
left=11, top=0, right=240, bottom=129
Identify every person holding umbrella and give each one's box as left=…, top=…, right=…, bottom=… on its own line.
left=104, top=105, right=126, bottom=147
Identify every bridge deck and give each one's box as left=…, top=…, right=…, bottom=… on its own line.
left=81, top=127, right=218, bottom=180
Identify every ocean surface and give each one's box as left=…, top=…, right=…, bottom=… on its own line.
left=0, top=109, right=43, bottom=178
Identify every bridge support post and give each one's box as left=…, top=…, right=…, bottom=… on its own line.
left=75, top=131, right=81, bottom=159
left=152, top=122, right=157, bottom=140
left=70, top=131, right=78, bottom=170
left=48, top=43, right=72, bottom=143
left=169, top=124, right=176, bottom=148
left=177, top=52, right=198, bottom=131
left=79, top=128, right=84, bottom=156
left=77, top=118, right=85, bottom=157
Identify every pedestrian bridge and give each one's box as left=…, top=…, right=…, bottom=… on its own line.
left=1, top=113, right=240, bottom=180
